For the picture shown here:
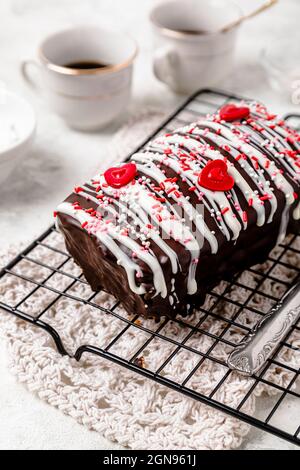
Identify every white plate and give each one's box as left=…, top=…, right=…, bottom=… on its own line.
left=0, top=90, right=36, bottom=184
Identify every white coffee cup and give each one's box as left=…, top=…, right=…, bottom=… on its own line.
left=21, top=26, right=138, bottom=131
left=150, top=0, right=241, bottom=94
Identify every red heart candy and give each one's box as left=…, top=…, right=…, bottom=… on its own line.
left=220, top=103, right=250, bottom=122
left=104, top=162, right=137, bottom=188
left=198, top=159, right=234, bottom=192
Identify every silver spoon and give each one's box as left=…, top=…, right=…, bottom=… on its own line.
left=227, top=282, right=300, bottom=376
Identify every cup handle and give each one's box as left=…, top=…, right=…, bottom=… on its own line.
left=21, top=60, right=42, bottom=92
left=153, top=47, right=179, bottom=90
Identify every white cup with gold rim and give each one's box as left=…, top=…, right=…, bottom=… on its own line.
left=21, top=26, right=138, bottom=131
left=150, top=0, right=241, bottom=94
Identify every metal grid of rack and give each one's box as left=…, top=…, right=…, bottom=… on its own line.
left=0, top=89, right=299, bottom=446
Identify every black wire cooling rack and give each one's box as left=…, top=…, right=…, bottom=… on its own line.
left=0, top=89, right=299, bottom=446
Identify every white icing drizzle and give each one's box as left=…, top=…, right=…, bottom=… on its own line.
left=138, top=144, right=242, bottom=241
left=57, top=101, right=300, bottom=305
left=277, top=205, right=290, bottom=244
left=98, top=171, right=199, bottom=294
left=135, top=155, right=216, bottom=246
left=57, top=201, right=167, bottom=297
left=86, top=183, right=180, bottom=276
left=188, top=129, right=268, bottom=226
left=195, top=122, right=286, bottom=222
left=294, top=202, right=300, bottom=220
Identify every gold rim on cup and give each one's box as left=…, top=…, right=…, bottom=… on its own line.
left=39, top=35, right=138, bottom=76
left=149, top=0, right=243, bottom=39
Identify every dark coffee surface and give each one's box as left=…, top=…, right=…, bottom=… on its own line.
left=63, top=61, right=109, bottom=70
left=173, top=28, right=204, bottom=34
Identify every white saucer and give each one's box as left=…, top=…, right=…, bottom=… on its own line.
left=0, top=90, right=36, bottom=184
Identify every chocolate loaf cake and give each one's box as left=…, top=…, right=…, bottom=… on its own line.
left=56, top=101, right=300, bottom=319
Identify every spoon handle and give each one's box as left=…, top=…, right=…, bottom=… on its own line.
left=227, top=282, right=300, bottom=376
left=222, top=0, right=278, bottom=33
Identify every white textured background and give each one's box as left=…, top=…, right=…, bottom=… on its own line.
left=0, top=0, right=299, bottom=450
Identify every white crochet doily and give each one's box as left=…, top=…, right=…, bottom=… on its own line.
left=0, top=108, right=299, bottom=450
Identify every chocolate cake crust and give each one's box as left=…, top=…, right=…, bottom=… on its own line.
left=57, top=102, right=300, bottom=319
